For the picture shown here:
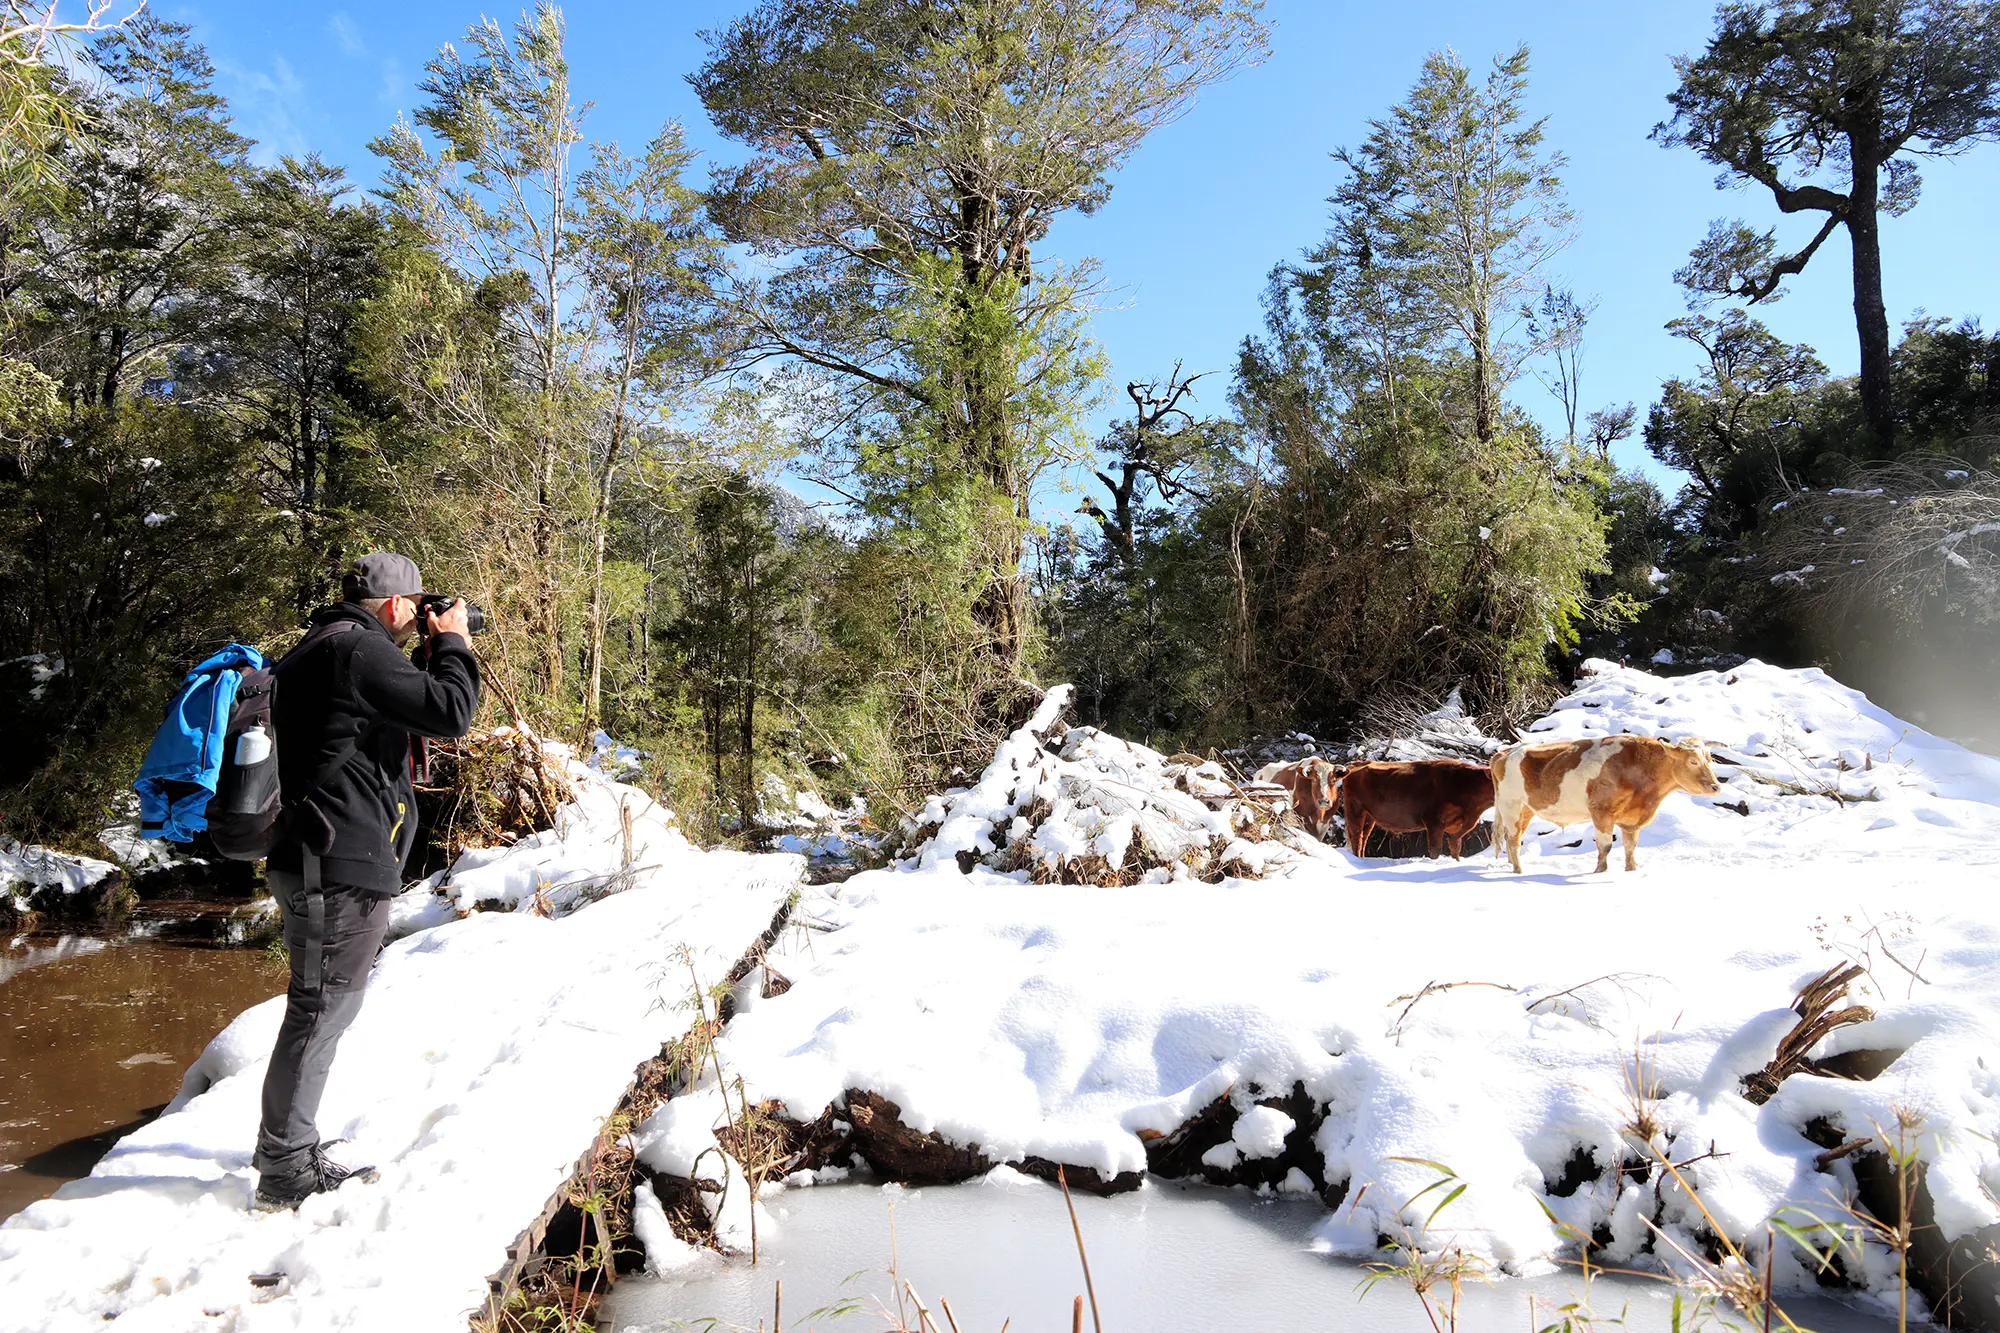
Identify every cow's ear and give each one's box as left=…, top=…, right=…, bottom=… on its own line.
left=1676, top=735, right=1707, bottom=752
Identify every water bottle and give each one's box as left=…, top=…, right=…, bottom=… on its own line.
left=235, top=723, right=272, bottom=767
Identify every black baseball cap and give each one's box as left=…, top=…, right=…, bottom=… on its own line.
left=342, top=552, right=424, bottom=601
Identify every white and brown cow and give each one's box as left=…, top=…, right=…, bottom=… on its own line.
left=1257, top=757, right=1342, bottom=838
left=1489, top=735, right=1722, bottom=874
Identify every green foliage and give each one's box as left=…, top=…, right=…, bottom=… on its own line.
left=694, top=0, right=1265, bottom=674
left=0, top=405, right=301, bottom=842
left=1632, top=314, right=2000, bottom=738
left=1644, top=310, right=1829, bottom=539
left=1656, top=0, right=2000, bottom=441
left=1213, top=46, right=1609, bottom=727
left=23, top=17, right=250, bottom=408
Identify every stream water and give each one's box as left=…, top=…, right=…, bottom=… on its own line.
left=600, top=1174, right=1896, bottom=1333
left=0, top=928, right=282, bottom=1221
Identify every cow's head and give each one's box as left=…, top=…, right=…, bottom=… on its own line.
left=1302, top=759, right=1341, bottom=832
left=1673, top=737, right=1724, bottom=796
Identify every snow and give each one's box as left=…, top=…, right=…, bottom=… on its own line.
left=1939, top=522, right=2000, bottom=569
left=5, top=651, right=63, bottom=701
left=8, top=659, right=2000, bottom=1327
left=903, top=685, right=1315, bottom=884
left=1, top=838, right=119, bottom=915
left=97, top=813, right=184, bottom=872
left=0, top=762, right=803, bottom=1332
left=633, top=658, right=2000, bottom=1313
left=589, top=729, right=648, bottom=782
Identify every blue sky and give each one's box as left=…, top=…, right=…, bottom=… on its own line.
left=152, top=0, right=2000, bottom=497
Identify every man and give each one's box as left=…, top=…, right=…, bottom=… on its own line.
left=252, top=552, right=480, bottom=1211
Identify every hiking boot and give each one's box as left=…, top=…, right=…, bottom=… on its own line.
left=252, top=1140, right=379, bottom=1212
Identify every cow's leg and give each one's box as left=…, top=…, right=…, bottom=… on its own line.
left=1425, top=825, right=1443, bottom=859
left=1508, top=808, right=1532, bottom=874
left=1621, top=824, right=1642, bottom=871
left=1592, top=814, right=1616, bottom=873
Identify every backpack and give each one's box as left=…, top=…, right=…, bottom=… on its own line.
left=135, top=621, right=360, bottom=860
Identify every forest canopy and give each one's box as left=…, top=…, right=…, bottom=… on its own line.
left=1, top=0, right=1995, bottom=852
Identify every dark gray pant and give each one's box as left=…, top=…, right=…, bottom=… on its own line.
left=253, top=872, right=390, bottom=1185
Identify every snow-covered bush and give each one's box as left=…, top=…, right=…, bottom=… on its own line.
left=899, top=687, right=1312, bottom=884
left=0, top=838, right=123, bottom=923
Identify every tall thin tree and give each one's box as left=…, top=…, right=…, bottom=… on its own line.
left=1655, top=0, right=2000, bottom=445
left=374, top=3, right=588, bottom=704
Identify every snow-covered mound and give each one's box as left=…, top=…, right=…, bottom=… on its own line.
left=410, top=775, right=686, bottom=922
left=1505, top=658, right=2000, bottom=865
left=903, top=686, right=1314, bottom=884
left=1536, top=657, right=2000, bottom=804
left=1, top=837, right=120, bottom=918
left=0, top=776, right=803, bottom=1332
left=641, top=660, right=2000, bottom=1315
left=8, top=660, right=1997, bottom=1329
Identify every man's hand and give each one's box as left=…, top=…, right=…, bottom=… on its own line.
left=426, top=597, right=471, bottom=640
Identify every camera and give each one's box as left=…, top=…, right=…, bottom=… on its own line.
left=415, top=593, right=489, bottom=639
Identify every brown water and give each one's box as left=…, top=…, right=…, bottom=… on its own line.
left=0, top=932, right=283, bottom=1220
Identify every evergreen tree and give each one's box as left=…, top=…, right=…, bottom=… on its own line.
left=1228, top=47, right=1614, bottom=723
left=1656, top=0, right=2000, bottom=445
left=372, top=4, right=591, bottom=711
left=692, top=0, right=1267, bottom=683
left=24, top=17, right=249, bottom=408
left=191, top=156, right=388, bottom=603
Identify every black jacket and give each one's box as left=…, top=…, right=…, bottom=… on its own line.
left=266, top=602, right=480, bottom=894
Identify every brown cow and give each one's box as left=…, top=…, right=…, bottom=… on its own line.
left=1340, top=760, right=1495, bottom=859
left=1258, top=757, right=1342, bottom=838
left=1490, top=735, right=1723, bottom=874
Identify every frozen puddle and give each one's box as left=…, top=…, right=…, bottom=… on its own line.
left=602, top=1173, right=1895, bottom=1332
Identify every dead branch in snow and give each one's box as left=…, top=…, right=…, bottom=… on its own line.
left=1388, top=979, right=1518, bottom=1041
left=1741, top=964, right=1873, bottom=1104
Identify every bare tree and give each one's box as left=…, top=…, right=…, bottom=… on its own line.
left=1079, top=363, right=1218, bottom=570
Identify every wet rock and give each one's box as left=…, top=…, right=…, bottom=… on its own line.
left=1808, top=1047, right=1906, bottom=1082
left=1018, top=1158, right=1143, bottom=1196
left=1140, top=1094, right=1238, bottom=1178
left=843, top=1089, right=991, bottom=1184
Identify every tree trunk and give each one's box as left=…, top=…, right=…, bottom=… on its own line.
left=1845, top=142, right=1895, bottom=447
left=961, top=296, right=1027, bottom=677
left=739, top=553, right=757, bottom=817
left=1470, top=303, right=1494, bottom=447
left=584, top=283, right=640, bottom=737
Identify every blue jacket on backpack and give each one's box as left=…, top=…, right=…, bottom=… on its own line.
left=135, top=643, right=266, bottom=842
